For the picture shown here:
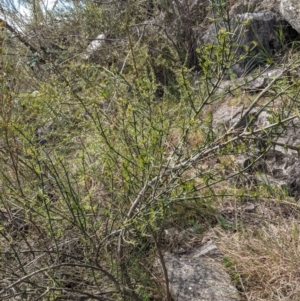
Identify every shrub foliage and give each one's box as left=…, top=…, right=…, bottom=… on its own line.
left=0, top=1, right=300, bottom=300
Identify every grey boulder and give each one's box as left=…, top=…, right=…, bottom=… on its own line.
left=280, top=0, right=300, bottom=33
left=163, top=241, right=240, bottom=301
left=201, top=12, right=282, bottom=76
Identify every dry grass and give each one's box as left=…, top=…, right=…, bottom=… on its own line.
left=208, top=198, right=300, bottom=300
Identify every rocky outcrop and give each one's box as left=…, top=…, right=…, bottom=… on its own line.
left=163, top=241, right=240, bottom=301
left=83, top=34, right=106, bottom=60
left=229, top=0, right=281, bottom=15
left=216, top=67, right=283, bottom=93
left=83, top=0, right=300, bottom=80
left=280, top=0, right=300, bottom=33
left=201, top=12, right=284, bottom=76
left=212, top=101, right=300, bottom=199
